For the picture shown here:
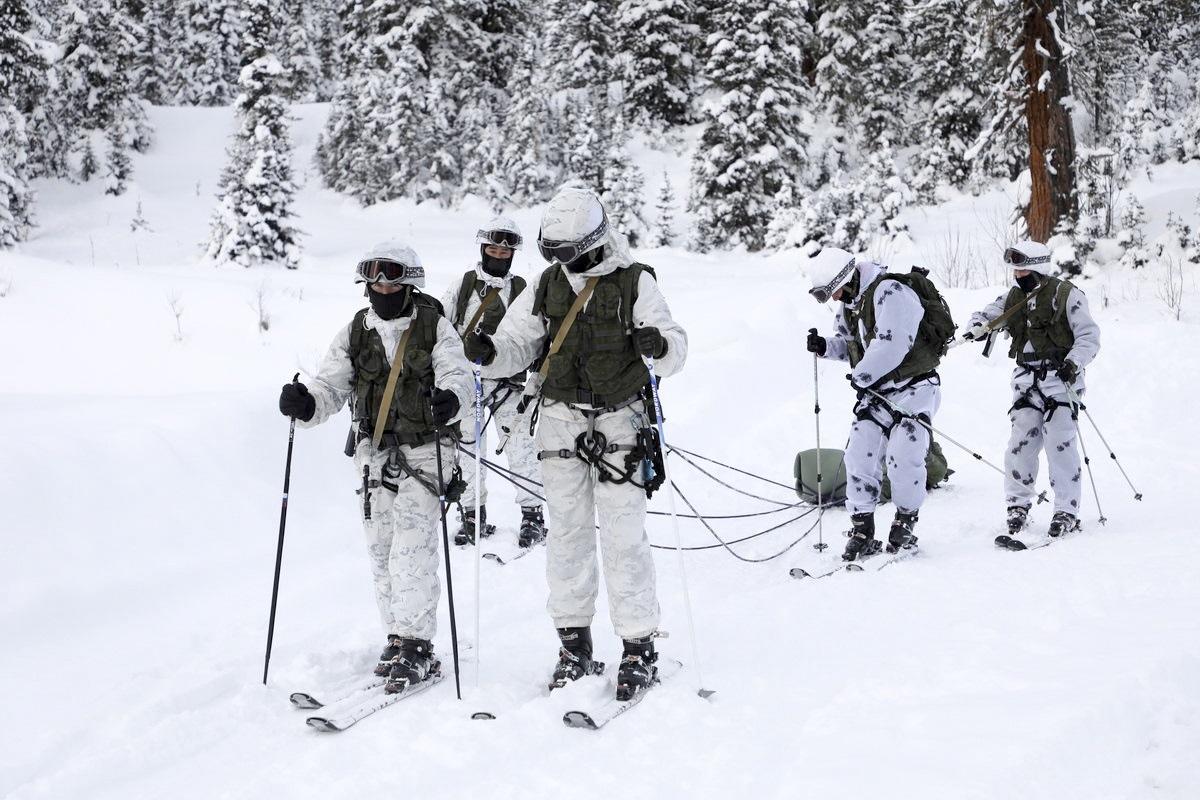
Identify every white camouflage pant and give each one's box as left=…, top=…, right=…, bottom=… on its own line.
left=537, top=401, right=660, bottom=639
left=460, top=378, right=542, bottom=510
left=844, top=381, right=942, bottom=515
left=353, top=437, right=456, bottom=641
left=1004, top=369, right=1083, bottom=514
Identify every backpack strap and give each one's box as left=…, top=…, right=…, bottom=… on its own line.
left=464, top=288, right=502, bottom=333
left=453, top=270, right=477, bottom=329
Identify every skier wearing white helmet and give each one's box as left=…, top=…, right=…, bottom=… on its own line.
left=277, top=240, right=473, bottom=693
left=963, top=240, right=1101, bottom=542
left=440, top=216, right=546, bottom=548
left=806, top=246, right=953, bottom=562
left=462, top=186, right=688, bottom=701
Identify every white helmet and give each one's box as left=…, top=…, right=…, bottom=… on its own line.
left=1003, top=240, right=1053, bottom=275
left=806, top=247, right=857, bottom=303
left=477, top=215, right=523, bottom=250
left=537, top=186, right=609, bottom=266
left=355, top=240, right=425, bottom=287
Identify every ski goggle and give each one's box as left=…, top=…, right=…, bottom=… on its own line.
left=478, top=228, right=522, bottom=249
left=537, top=218, right=609, bottom=265
left=355, top=258, right=423, bottom=286
left=808, top=258, right=856, bottom=303
left=1003, top=248, right=1051, bottom=268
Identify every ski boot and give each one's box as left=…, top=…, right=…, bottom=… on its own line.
left=384, top=637, right=440, bottom=694
left=518, top=506, right=547, bottom=548
left=373, top=634, right=402, bottom=677
left=454, top=506, right=496, bottom=546
left=1047, top=511, right=1081, bottom=538
left=1006, top=505, right=1031, bottom=535
left=549, top=627, right=604, bottom=690
left=842, top=512, right=881, bottom=562
left=616, top=636, right=659, bottom=702
left=886, top=510, right=919, bottom=553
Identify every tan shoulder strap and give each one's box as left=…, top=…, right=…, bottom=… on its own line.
left=463, top=287, right=502, bottom=334
left=538, top=276, right=599, bottom=379
left=371, top=325, right=415, bottom=448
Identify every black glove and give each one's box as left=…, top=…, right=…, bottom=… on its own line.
left=634, top=326, right=667, bottom=358
left=1057, top=359, right=1079, bottom=385
left=279, top=381, right=315, bottom=422
left=806, top=328, right=826, bottom=356
left=430, top=388, right=460, bottom=427
left=463, top=330, right=496, bottom=365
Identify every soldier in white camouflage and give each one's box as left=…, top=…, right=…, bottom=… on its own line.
left=463, top=187, right=688, bottom=701
left=278, top=241, right=473, bottom=693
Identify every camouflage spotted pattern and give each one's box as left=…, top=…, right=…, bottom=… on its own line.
left=845, top=381, right=942, bottom=515
left=354, top=437, right=458, bottom=640
left=537, top=402, right=660, bottom=639
left=1004, top=375, right=1083, bottom=515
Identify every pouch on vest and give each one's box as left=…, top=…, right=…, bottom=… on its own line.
left=794, top=448, right=849, bottom=505
left=880, top=439, right=954, bottom=501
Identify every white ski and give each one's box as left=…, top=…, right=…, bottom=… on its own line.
left=562, top=659, right=682, bottom=730
left=289, top=674, right=386, bottom=710
left=306, top=673, right=445, bottom=732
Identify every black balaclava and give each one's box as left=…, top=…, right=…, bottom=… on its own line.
left=839, top=269, right=861, bottom=303
left=565, top=246, right=605, bottom=274
left=1016, top=272, right=1040, bottom=293
left=367, top=284, right=414, bottom=320
left=480, top=244, right=512, bottom=278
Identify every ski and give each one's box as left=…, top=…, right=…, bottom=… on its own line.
left=483, top=541, right=543, bottom=565
left=306, top=672, right=445, bottom=732
left=789, top=563, right=864, bottom=580
left=289, top=674, right=387, bottom=709
left=873, top=546, right=919, bottom=571
left=562, top=659, right=682, bottom=730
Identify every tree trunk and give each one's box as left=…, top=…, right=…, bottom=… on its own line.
left=1022, top=0, right=1078, bottom=243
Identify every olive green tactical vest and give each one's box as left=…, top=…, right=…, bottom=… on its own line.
left=453, top=270, right=528, bottom=381
left=845, top=273, right=943, bottom=384
left=347, top=296, right=443, bottom=441
left=532, top=263, right=654, bottom=407
left=1003, top=277, right=1075, bottom=364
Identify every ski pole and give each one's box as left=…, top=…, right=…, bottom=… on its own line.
left=643, top=351, right=715, bottom=699
left=1064, top=385, right=1143, bottom=501
left=1067, top=392, right=1107, bottom=525
left=431, top=404, right=463, bottom=701
left=263, top=373, right=299, bottom=685
left=810, top=330, right=827, bottom=552
left=471, top=359, right=484, bottom=689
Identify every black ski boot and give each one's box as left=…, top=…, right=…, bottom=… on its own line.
left=373, top=634, right=402, bottom=677
left=842, top=512, right=880, bottom=562
left=549, top=627, right=604, bottom=690
left=616, top=636, right=659, bottom=701
left=518, top=506, right=547, bottom=548
left=454, top=506, right=496, bottom=546
left=1007, top=505, right=1031, bottom=535
left=1047, top=511, right=1081, bottom=538
left=384, top=637, right=440, bottom=694
left=886, top=510, right=919, bottom=553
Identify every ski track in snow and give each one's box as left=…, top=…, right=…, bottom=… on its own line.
left=2, top=105, right=1199, bottom=799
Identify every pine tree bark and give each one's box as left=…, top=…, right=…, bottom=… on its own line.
left=1022, top=0, right=1078, bottom=242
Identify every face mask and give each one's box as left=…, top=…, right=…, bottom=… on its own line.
left=1016, top=272, right=1040, bottom=293
left=564, top=246, right=604, bottom=274
left=839, top=270, right=861, bottom=303
left=480, top=245, right=512, bottom=278
left=368, top=284, right=414, bottom=320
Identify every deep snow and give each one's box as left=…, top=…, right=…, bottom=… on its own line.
left=2, top=105, right=1199, bottom=800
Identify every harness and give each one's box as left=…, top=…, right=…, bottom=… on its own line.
left=1010, top=366, right=1075, bottom=423
left=852, top=376, right=939, bottom=436
left=536, top=396, right=666, bottom=499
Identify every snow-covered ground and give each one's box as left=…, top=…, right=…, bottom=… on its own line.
left=2, top=106, right=1199, bottom=799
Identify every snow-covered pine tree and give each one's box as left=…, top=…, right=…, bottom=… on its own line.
left=497, top=33, right=556, bottom=205
left=176, top=0, right=242, bottom=106
left=653, top=171, right=676, bottom=247
left=104, top=115, right=132, bottom=195
left=137, top=0, right=175, bottom=105
left=0, top=104, right=33, bottom=246
left=278, top=0, right=324, bottom=101
left=599, top=106, right=646, bottom=243
left=207, top=0, right=299, bottom=268
left=542, top=0, right=615, bottom=91
left=688, top=0, right=811, bottom=252
left=1117, top=195, right=1149, bottom=270
left=616, top=0, right=697, bottom=127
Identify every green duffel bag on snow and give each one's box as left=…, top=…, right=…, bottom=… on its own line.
left=794, top=448, right=849, bottom=505
left=794, top=440, right=953, bottom=505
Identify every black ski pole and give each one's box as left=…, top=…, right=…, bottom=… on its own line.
left=810, top=329, right=827, bottom=552
left=1068, top=395, right=1107, bottom=525
left=263, top=373, right=299, bottom=685
left=430, top=403, right=463, bottom=701
left=1065, top=385, right=1143, bottom=501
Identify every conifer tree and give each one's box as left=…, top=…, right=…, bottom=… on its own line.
left=616, top=0, right=697, bottom=127
left=207, top=0, right=299, bottom=268
left=176, top=0, right=242, bottom=105
left=653, top=171, right=677, bottom=247
left=0, top=104, right=33, bottom=246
